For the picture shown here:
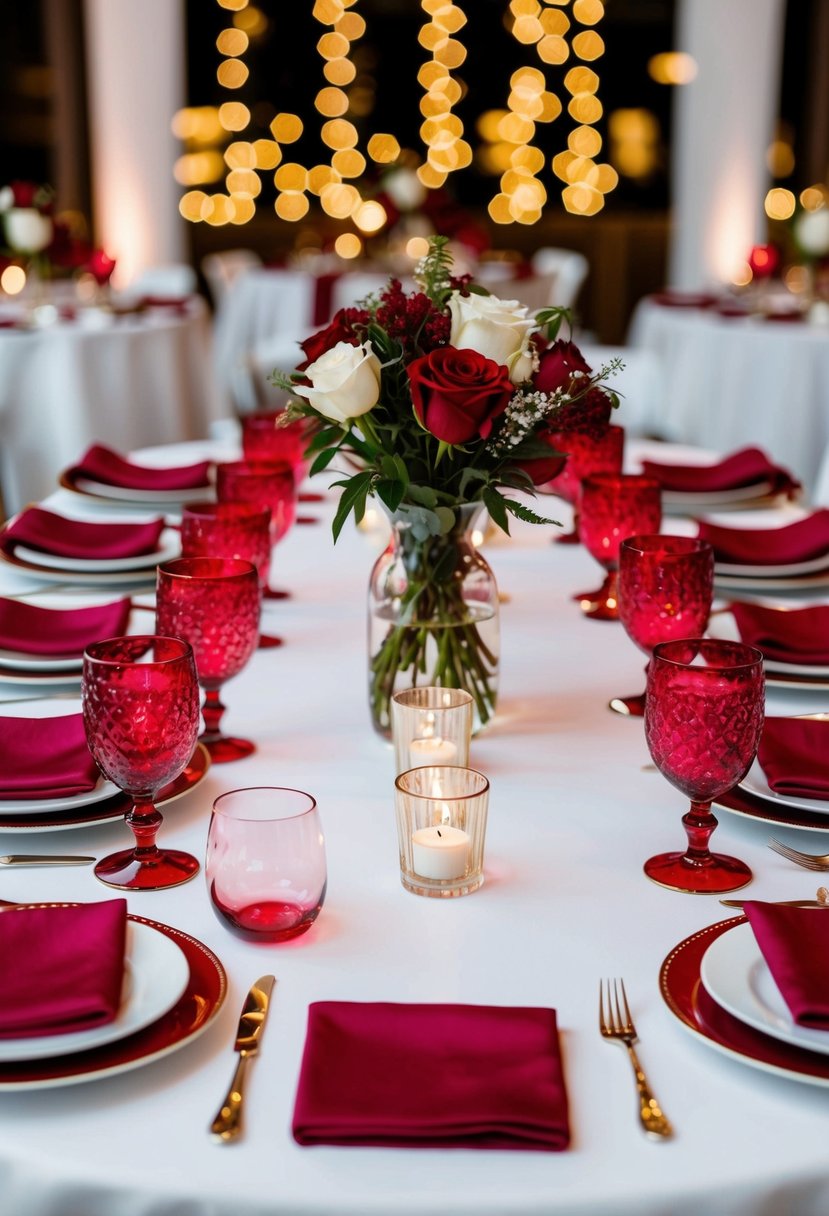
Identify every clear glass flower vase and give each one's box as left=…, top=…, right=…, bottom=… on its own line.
left=368, top=503, right=500, bottom=738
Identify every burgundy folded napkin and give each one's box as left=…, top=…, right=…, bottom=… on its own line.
left=0, top=899, right=127, bottom=1039
left=292, top=1001, right=570, bottom=1151
left=0, top=507, right=164, bottom=561
left=642, top=446, right=798, bottom=497
left=0, top=596, right=131, bottom=657
left=67, top=443, right=211, bottom=492
left=743, top=901, right=829, bottom=1029
left=730, top=602, right=829, bottom=666
left=0, top=713, right=101, bottom=799
left=697, top=510, right=829, bottom=567
left=757, top=716, right=829, bottom=800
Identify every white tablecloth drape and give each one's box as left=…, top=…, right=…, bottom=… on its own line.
left=2, top=440, right=829, bottom=1216
left=0, top=304, right=225, bottom=516
left=628, top=299, right=829, bottom=496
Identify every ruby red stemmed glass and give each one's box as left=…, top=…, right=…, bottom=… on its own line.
left=577, top=473, right=662, bottom=620
left=156, top=557, right=260, bottom=764
left=644, top=638, right=764, bottom=894
left=82, top=635, right=201, bottom=891
left=613, top=535, right=715, bottom=716
left=543, top=424, right=624, bottom=543
left=241, top=409, right=310, bottom=478
left=180, top=500, right=282, bottom=650
left=216, top=460, right=297, bottom=600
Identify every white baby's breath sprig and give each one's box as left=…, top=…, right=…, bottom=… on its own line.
left=486, top=387, right=569, bottom=456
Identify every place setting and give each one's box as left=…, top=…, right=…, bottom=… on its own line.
left=695, top=508, right=829, bottom=593
left=707, top=598, right=829, bottom=691
left=635, top=445, right=800, bottom=514
left=58, top=442, right=215, bottom=509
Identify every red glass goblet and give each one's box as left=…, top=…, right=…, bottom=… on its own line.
left=614, top=535, right=715, bottom=716
left=242, top=409, right=309, bottom=475
left=216, top=460, right=297, bottom=600
left=644, top=638, right=764, bottom=893
left=181, top=500, right=281, bottom=650
left=156, top=557, right=260, bottom=764
left=578, top=473, right=662, bottom=620
left=544, top=424, right=624, bottom=543
left=82, top=635, right=201, bottom=891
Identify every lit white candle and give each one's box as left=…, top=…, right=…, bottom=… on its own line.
left=411, top=825, right=470, bottom=880
left=408, top=735, right=458, bottom=767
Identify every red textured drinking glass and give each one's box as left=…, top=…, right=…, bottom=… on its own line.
left=156, top=557, right=260, bottom=764
left=613, top=535, right=715, bottom=716
left=82, top=635, right=201, bottom=891
left=216, top=460, right=297, bottom=600
left=241, top=409, right=308, bottom=472
left=207, top=787, right=326, bottom=942
left=544, top=424, right=624, bottom=543
left=578, top=473, right=662, bottom=620
left=181, top=501, right=282, bottom=650
left=644, top=638, right=764, bottom=893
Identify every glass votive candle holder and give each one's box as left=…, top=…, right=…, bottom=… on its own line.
left=391, top=687, right=473, bottom=774
left=206, top=787, right=326, bottom=942
left=394, top=765, right=489, bottom=898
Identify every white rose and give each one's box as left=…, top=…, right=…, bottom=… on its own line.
left=294, top=340, right=382, bottom=425
left=4, top=208, right=52, bottom=254
left=0, top=187, right=13, bottom=212
left=448, top=291, right=537, bottom=384
left=383, top=168, right=427, bottom=212
left=795, top=208, right=829, bottom=257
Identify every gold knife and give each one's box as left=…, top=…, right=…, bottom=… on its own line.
left=209, top=975, right=276, bottom=1143
left=0, top=855, right=95, bottom=866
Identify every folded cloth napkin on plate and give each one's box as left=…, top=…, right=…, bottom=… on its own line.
left=67, top=443, right=211, bottom=492
left=697, top=510, right=829, bottom=567
left=641, top=446, right=798, bottom=497
left=743, top=901, right=829, bottom=1029
left=0, top=713, right=101, bottom=799
left=0, top=596, right=131, bottom=657
left=0, top=507, right=164, bottom=561
left=0, top=899, right=127, bottom=1038
left=292, top=1001, right=570, bottom=1151
left=757, top=716, right=829, bottom=799
left=730, top=602, right=829, bottom=665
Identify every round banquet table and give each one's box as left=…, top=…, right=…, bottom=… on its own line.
left=628, top=297, right=829, bottom=497
left=3, top=439, right=829, bottom=1216
left=0, top=302, right=225, bottom=517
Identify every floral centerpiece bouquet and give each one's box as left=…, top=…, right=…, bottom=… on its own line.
left=0, top=181, right=55, bottom=258
left=276, top=238, right=620, bottom=734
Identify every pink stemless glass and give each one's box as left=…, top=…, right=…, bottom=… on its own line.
left=82, top=635, right=201, bottom=891
left=614, top=535, right=715, bottom=716
left=207, top=787, right=326, bottom=942
left=578, top=473, right=662, bottom=621
left=156, top=557, right=260, bottom=764
left=544, top=424, right=624, bottom=543
left=644, top=638, right=765, bottom=894
left=181, top=500, right=281, bottom=650
left=216, top=460, right=297, bottom=600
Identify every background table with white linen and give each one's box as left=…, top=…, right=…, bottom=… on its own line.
left=2, top=439, right=829, bottom=1216
left=0, top=304, right=225, bottom=517
left=628, top=298, right=829, bottom=497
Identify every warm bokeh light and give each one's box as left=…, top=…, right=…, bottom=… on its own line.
left=233, top=6, right=267, bottom=36
left=307, top=164, right=341, bottom=193
left=354, top=200, right=388, bottom=232
left=766, top=139, right=795, bottom=178
left=321, top=118, right=359, bottom=148
left=174, top=151, right=225, bottom=185
left=731, top=262, right=753, bottom=287
left=226, top=169, right=262, bottom=198
left=367, top=133, right=401, bottom=163
left=801, top=185, right=829, bottom=211
left=216, top=28, right=249, bottom=56
left=315, top=86, right=349, bottom=116
left=608, top=108, right=659, bottom=179
left=406, top=236, right=431, bottom=259
left=568, top=125, right=602, bottom=156
left=648, top=52, right=698, bottom=85
left=218, top=101, right=251, bottom=131
left=319, top=181, right=361, bottom=218
left=1, top=265, right=26, bottom=294
left=274, top=163, right=309, bottom=192
left=417, top=162, right=447, bottom=188
left=202, top=194, right=237, bottom=225
left=764, top=187, right=796, bottom=221
left=217, top=59, right=249, bottom=88
left=324, top=57, right=357, bottom=85
left=179, top=190, right=208, bottom=222
left=270, top=112, right=303, bottom=142
left=275, top=192, right=310, bottom=221
left=562, top=181, right=604, bottom=215
left=785, top=265, right=811, bottom=293
left=334, top=232, right=363, bottom=258
left=252, top=139, right=282, bottom=169
left=224, top=141, right=256, bottom=169
left=572, top=30, right=604, bottom=60
left=572, top=0, right=604, bottom=25
left=217, top=0, right=248, bottom=10
left=171, top=107, right=225, bottom=145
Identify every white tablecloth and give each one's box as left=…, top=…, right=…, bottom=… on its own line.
left=628, top=299, right=829, bottom=496
left=0, top=304, right=225, bottom=516
left=3, top=441, right=829, bottom=1216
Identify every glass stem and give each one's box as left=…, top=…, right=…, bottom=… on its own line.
left=202, top=688, right=226, bottom=742
left=126, top=795, right=163, bottom=860
left=681, top=800, right=718, bottom=867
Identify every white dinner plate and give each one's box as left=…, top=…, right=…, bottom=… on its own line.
left=68, top=475, right=212, bottom=507
left=0, top=594, right=148, bottom=672
left=707, top=609, right=829, bottom=678
left=661, top=480, right=776, bottom=511
left=714, top=551, right=829, bottom=579
left=713, top=569, right=829, bottom=594
left=741, top=756, right=829, bottom=816
left=0, top=919, right=190, bottom=1063
left=13, top=526, right=179, bottom=573
left=700, top=920, right=829, bottom=1058
left=0, top=697, right=117, bottom=814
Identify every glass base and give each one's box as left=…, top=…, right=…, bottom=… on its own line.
left=296, top=516, right=320, bottom=526
left=400, top=871, right=484, bottom=898
left=258, top=633, right=284, bottom=649
left=578, top=572, right=619, bottom=620
left=202, top=735, right=256, bottom=763
left=94, top=848, right=200, bottom=891
left=643, top=851, right=753, bottom=894
left=263, top=587, right=290, bottom=601
left=210, top=886, right=322, bottom=941
left=609, top=692, right=646, bottom=716
left=299, top=491, right=324, bottom=504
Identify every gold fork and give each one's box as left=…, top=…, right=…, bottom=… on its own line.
left=768, top=838, right=829, bottom=872
left=599, top=978, right=673, bottom=1140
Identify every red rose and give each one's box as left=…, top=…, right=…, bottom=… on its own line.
left=512, top=441, right=568, bottom=486
left=534, top=340, right=592, bottom=395
left=407, top=347, right=513, bottom=445
left=10, top=181, right=38, bottom=208
left=298, top=307, right=369, bottom=369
